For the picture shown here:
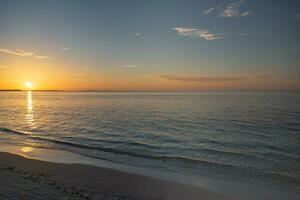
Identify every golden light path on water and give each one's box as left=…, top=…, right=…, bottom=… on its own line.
left=26, top=91, right=36, bottom=129
left=21, top=146, right=34, bottom=153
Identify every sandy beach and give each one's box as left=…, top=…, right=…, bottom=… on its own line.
left=0, top=151, right=231, bottom=200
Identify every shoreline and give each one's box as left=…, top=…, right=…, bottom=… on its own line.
left=0, top=149, right=231, bottom=200
left=0, top=144, right=204, bottom=185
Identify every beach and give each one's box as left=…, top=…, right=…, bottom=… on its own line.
left=0, top=150, right=230, bottom=200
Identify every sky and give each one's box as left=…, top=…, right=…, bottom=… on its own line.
left=0, top=0, right=299, bottom=91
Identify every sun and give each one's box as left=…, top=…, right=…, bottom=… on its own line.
left=25, top=82, right=33, bottom=89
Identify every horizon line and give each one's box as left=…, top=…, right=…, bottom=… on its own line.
left=0, top=89, right=299, bottom=93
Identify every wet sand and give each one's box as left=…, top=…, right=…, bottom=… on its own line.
left=0, top=151, right=232, bottom=200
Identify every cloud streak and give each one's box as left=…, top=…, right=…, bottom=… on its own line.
left=160, top=74, right=272, bottom=82
left=0, top=49, right=34, bottom=57
left=34, top=55, right=49, bottom=59
left=202, top=7, right=215, bottom=15
left=173, top=27, right=224, bottom=40
left=133, top=33, right=142, bottom=36
left=0, top=48, right=49, bottom=60
left=123, top=65, right=137, bottom=68
left=203, top=0, right=251, bottom=18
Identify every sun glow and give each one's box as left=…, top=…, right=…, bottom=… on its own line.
left=25, top=82, right=33, bottom=89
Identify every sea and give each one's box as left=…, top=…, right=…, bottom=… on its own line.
left=0, top=91, right=299, bottom=199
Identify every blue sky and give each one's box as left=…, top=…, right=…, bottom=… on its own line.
left=0, top=0, right=299, bottom=90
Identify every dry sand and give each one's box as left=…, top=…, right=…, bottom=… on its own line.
left=0, top=151, right=232, bottom=200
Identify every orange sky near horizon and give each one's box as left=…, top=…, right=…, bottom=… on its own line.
left=1, top=63, right=300, bottom=91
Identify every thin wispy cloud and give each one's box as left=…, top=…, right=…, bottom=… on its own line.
left=57, top=72, right=94, bottom=77
left=202, top=0, right=251, bottom=18
left=0, top=49, right=34, bottom=57
left=133, top=33, right=142, bottom=36
left=202, top=7, right=215, bottom=15
left=62, top=47, right=70, bottom=50
left=0, top=48, right=49, bottom=60
left=173, top=27, right=224, bottom=40
left=123, top=65, right=137, bottom=68
left=34, top=55, right=49, bottom=59
left=219, top=0, right=251, bottom=18
left=160, top=74, right=272, bottom=82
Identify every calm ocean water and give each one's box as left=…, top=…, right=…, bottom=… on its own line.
left=0, top=91, right=299, bottom=198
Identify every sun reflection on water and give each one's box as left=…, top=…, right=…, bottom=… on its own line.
left=21, top=146, right=34, bottom=153
left=26, top=91, right=35, bottom=128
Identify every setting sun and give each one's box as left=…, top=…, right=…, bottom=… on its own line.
left=25, top=82, right=33, bottom=89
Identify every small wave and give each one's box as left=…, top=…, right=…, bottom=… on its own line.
left=0, top=127, right=29, bottom=135
left=1, top=126, right=299, bottom=183
left=40, top=137, right=300, bottom=182
left=0, top=127, right=243, bottom=168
